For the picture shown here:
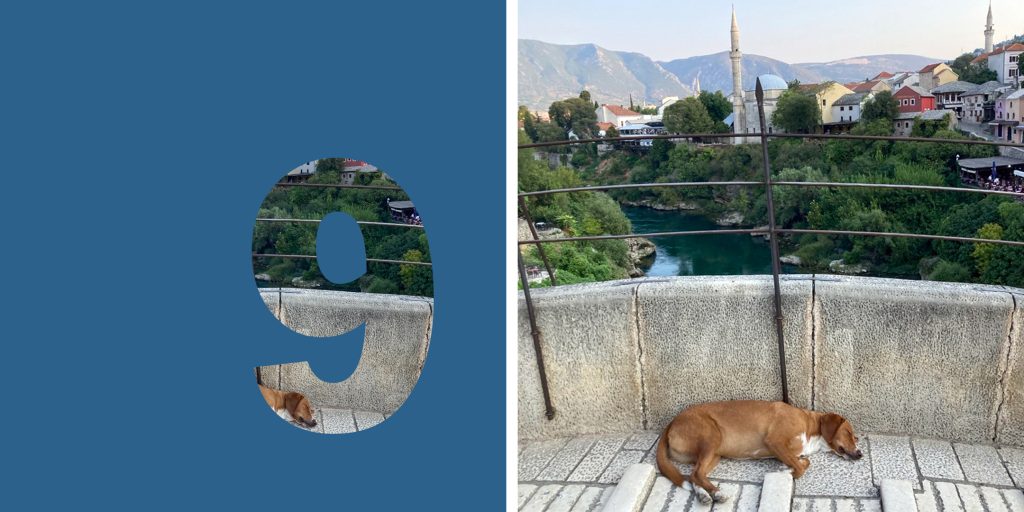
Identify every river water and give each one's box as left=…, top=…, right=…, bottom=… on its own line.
left=623, top=206, right=798, bottom=277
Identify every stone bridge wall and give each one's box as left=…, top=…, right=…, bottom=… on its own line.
left=518, top=275, right=1024, bottom=447
left=257, top=288, right=432, bottom=415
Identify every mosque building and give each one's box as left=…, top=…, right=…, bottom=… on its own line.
left=727, top=7, right=789, bottom=144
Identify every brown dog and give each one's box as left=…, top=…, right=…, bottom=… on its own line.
left=656, top=400, right=862, bottom=504
left=259, top=384, right=318, bottom=429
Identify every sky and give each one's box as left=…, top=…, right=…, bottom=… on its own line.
left=518, top=0, right=1024, bottom=63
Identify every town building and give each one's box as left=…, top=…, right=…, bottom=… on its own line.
left=918, top=63, right=959, bottom=90
left=596, top=104, right=643, bottom=127
left=885, top=72, right=919, bottom=91
left=850, top=80, right=892, bottom=94
left=986, top=43, right=1023, bottom=87
left=930, top=81, right=977, bottom=119
left=831, top=92, right=872, bottom=124
left=893, top=110, right=954, bottom=137
left=282, top=160, right=318, bottom=183
left=797, top=82, right=855, bottom=124
left=893, top=85, right=935, bottom=114
left=961, top=81, right=1005, bottom=124
left=340, top=160, right=380, bottom=185
left=992, top=89, right=1024, bottom=142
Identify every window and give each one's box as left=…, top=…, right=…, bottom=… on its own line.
left=822, top=99, right=826, bottom=107
left=911, top=98, right=916, bottom=105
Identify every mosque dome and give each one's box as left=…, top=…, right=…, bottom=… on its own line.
left=755, top=74, right=789, bottom=91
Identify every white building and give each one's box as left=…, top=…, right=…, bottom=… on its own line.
left=987, top=43, right=1024, bottom=87
left=831, top=92, right=872, bottom=124
left=596, top=104, right=644, bottom=127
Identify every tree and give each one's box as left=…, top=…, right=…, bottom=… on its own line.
left=861, top=91, right=899, bottom=123
left=698, top=91, right=732, bottom=132
left=772, top=90, right=821, bottom=133
left=549, top=96, right=598, bottom=139
left=949, top=53, right=998, bottom=84
left=518, top=105, right=537, bottom=142
left=663, top=97, right=714, bottom=134
left=579, top=90, right=592, bottom=103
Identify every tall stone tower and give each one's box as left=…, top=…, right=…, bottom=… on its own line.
left=730, top=6, right=746, bottom=141
left=985, top=0, right=994, bottom=53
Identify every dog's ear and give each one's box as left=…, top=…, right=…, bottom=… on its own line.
left=820, top=413, right=845, bottom=442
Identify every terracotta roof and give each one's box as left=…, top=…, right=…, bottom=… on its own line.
left=596, top=122, right=615, bottom=131
left=343, top=160, right=369, bottom=167
left=602, top=104, right=640, bottom=116
left=872, top=71, right=895, bottom=80
left=844, top=82, right=862, bottom=89
left=972, top=52, right=991, bottom=64
left=919, top=63, right=943, bottom=73
left=990, top=43, right=1024, bottom=55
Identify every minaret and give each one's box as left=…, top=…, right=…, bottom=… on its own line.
left=730, top=6, right=746, bottom=141
left=985, top=0, right=994, bottom=53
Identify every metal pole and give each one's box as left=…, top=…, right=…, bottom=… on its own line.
left=518, top=249, right=556, bottom=420
left=756, top=78, right=790, bottom=405
left=518, top=196, right=558, bottom=286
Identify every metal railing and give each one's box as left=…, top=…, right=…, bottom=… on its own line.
left=518, top=78, right=1024, bottom=421
left=252, top=181, right=432, bottom=267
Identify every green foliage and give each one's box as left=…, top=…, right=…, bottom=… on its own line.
left=252, top=163, right=432, bottom=296
left=861, top=91, right=899, bottom=123
left=926, top=259, right=972, bottom=282
left=949, top=53, right=998, bottom=84
left=911, top=112, right=951, bottom=138
left=772, top=90, right=821, bottom=133
left=972, top=223, right=1003, bottom=276
left=549, top=96, right=599, bottom=139
left=518, top=144, right=635, bottom=285
left=663, top=97, right=714, bottom=134
left=698, top=91, right=732, bottom=125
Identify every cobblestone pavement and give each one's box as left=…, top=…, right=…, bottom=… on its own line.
left=518, top=431, right=1024, bottom=511
left=295, top=407, right=387, bottom=434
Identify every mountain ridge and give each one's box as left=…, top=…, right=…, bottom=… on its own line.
left=519, top=39, right=944, bottom=110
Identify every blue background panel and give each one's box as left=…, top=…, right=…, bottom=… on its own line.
left=1, top=1, right=505, bottom=509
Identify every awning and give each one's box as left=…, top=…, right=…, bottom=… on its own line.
left=388, top=200, right=415, bottom=209
left=962, top=169, right=977, bottom=174
left=1015, top=170, right=1024, bottom=178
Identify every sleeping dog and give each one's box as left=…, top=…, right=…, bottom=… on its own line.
left=259, top=384, right=318, bottom=429
left=657, top=400, right=862, bottom=504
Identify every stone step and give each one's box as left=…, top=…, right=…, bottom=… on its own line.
left=601, top=464, right=656, bottom=512
left=758, top=471, right=794, bottom=512
left=879, top=479, right=916, bottom=511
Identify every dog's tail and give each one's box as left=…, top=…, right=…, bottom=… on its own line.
left=656, top=421, right=688, bottom=487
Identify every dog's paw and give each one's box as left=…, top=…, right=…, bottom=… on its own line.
left=712, top=490, right=731, bottom=503
left=695, top=487, right=713, bottom=505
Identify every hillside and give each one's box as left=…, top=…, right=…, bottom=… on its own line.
left=519, top=40, right=943, bottom=110
left=796, top=54, right=944, bottom=83
left=519, top=39, right=693, bottom=110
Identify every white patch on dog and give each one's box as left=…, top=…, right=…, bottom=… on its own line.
left=712, top=490, right=731, bottom=503
left=798, top=433, right=828, bottom=456
left=275, top=408, right=293, bottom=422
left=694, top=486, right=713, bottom=504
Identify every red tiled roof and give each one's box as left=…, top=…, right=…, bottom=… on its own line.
left=971, top=53, right=990, bottom=64
left=597, top=122, right=615, bottom=131
left=919, top=63, right=942, bottom=73
left=990, top=43, right=1024, bottom=55
left=343, top=160, right=369, bottom=167
left=872, top=71, right=894, bottom=80
left=602, top=104, right=640, bottom=116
